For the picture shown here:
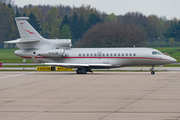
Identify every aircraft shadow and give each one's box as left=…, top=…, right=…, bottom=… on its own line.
left=33, top=71, right=149, bottom=76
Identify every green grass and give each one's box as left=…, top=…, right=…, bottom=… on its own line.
left=0, top=49, right=33, bottom=63
left=0, top=47, right=180, bottom=63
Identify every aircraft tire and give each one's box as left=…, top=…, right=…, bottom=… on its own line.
left=151, top=71, right=155, bottom=75
left=76, top=68, right=87, bottom=74
left=76, top=68, right=81, bottom=74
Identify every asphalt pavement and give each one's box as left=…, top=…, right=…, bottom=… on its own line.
left=0, top=71, right=180, bottom=120
left=1, top=66, right=180, bottom=71
left=1, top=63, right=180, bottom=71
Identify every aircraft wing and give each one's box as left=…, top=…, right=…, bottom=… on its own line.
left=44, top=63, right=112, bottom=68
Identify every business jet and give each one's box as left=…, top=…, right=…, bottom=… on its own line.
left=5, top=17, right=177, bottom=74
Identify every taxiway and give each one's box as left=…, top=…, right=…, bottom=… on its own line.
left=0, top=71, right=180, bottom=120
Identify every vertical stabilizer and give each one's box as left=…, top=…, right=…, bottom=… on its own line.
left=15, top=17, right=43, bottom=40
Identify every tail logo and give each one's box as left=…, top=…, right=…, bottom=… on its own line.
left=24, top=29, right=35, bottom=34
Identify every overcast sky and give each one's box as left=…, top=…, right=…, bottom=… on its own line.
left=14, top=0, right=180, bottom=20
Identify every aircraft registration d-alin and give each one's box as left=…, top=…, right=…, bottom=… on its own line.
left=5, top=17, right=177, bottom=74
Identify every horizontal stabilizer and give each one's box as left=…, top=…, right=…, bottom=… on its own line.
left=4, top=38, right=40, bottom=43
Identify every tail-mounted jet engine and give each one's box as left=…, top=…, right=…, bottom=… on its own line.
left=50, top=39, right=72, bottom=48
left=38, top=49, right=65, bottom=58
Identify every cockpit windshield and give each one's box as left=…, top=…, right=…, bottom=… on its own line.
left=152, top=51, right=162, bottom=55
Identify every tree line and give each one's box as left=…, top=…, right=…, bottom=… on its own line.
left=0, top=0, right=180, bottom=48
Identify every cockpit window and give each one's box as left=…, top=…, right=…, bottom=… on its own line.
left=152, top=51, right=157, bottom=54
left=157, top=51, right=162, bottom=55
left=152, top=51, right=162, bottom=55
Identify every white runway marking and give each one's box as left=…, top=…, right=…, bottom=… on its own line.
left=0, top=72, right=35, bottom=79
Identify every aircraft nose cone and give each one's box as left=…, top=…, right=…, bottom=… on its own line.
left=169, top=57, right=177, bottom=63
left=171, top=57, right=177, bottom=63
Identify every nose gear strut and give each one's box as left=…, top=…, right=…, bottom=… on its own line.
left=150, top=65, right=155, bottom=75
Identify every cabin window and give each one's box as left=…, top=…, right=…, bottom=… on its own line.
left=90, top=53, right=93, bottom=57
left=130, top=53, right=132, bottom=56
left=114, top=53, right=116, bottom=56
left=126, top=53, right=128, bottom=56
left=133, top=53, right=136, bottom=56
left=87, top=53, right=89, bottom=57
left=94, top=53, right=97, bottom=57
left=118, top=53, right=120, bottom=56
left=122, top=53, right=124, bottom=56
left=110, top=53, right=113, bottom=56
left=83, top=53, right=85, bottom=57
left=79, top=53, right=81, bottom=57
left=103, top=53, right=105, bottom=57
left=106, top=53, right=109, bottom=57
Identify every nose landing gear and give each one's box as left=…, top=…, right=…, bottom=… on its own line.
left=150, top=65, right=155, bottom=75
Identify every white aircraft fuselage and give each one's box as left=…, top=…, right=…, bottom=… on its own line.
left=5, top=17, right=177, bottom=74
left=15, top=48, right=176, bottom=68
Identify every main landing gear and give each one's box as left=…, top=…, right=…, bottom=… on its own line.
left=150, top=65, right=155, bottom=75
left=76, top=67, right=93, bottom=74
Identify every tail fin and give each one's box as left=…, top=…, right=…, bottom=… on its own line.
left=15, top=17, right=43, bottom=40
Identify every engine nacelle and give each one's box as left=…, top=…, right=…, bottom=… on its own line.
left=50, top=39, right=71, bottom=48
left=38, top=49, right=65, bottom=58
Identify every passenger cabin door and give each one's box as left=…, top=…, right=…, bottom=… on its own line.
left=97, top=52, right=102, bottom=59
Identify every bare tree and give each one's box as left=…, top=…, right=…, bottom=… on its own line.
left=76, top=21, right=147, bottom=48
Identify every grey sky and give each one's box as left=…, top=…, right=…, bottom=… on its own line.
left=14, top=0, right=180, bottom=20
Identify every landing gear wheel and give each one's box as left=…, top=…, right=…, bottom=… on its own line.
left=76, top=68, right=81, bottom=74
left=76, top=68, right=87, bottom=74
left=151, top=71, right=155, bottom=75
left=150, top=65, right=155, bottom=75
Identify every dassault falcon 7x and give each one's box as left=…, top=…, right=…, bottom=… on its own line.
left=5, top=17, right=177, bottom=74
